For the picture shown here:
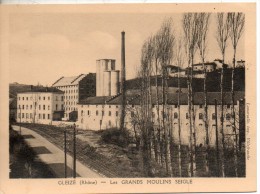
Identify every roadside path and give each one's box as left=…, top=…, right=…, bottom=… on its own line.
left=12, top=125, right=104, bottom=178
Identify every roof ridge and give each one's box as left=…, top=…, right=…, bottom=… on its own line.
left=52, top=76, right=64, bottom=86
left=71, top=74, right=84, bottom=84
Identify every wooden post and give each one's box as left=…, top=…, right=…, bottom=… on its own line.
left=64, top=129, right=67, bottom=178
left=73, top=124, right=76, bottom=178
left=20, top=108, right=22, bottom=135
left=215, top=99, right=220, bottom=177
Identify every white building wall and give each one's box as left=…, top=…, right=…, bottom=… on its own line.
left=17, top=92, right=64, bottom=125
left=77, top=102, right=240, bottom=147
left=56, top=85, right=78, bottom=120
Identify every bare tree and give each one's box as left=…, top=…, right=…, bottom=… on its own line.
left=182, top=13, right=199, bottom=177
left=197, top=13, right=211, bottom=175
left=228, top=12, right=245, bottom=177
left=215, top=12, right=231, bottom=177
left=174, top=37, right=185, bottom=177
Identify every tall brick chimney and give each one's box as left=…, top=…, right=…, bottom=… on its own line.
left=120, top=31, right=126, bottom=130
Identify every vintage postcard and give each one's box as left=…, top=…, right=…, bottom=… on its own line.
left=0, top=3, right=256, bottom=193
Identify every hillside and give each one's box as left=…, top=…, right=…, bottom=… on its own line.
left=125, top=67, right=245, bottom=92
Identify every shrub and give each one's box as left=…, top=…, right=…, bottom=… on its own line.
left=99, top=128, right=130, bottom=148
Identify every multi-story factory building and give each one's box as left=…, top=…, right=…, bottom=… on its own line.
left=77, top=90, right=245, bottom=147
left=17, top=87, right=64, bottom=124
left=52, top=73, right=96, bottom=121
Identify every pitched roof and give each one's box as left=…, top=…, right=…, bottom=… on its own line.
left=17, top=86, right=63, bottom=94
left=52, top=74, right=87, bottom=87
left=79, top=91, right=244, bottom=105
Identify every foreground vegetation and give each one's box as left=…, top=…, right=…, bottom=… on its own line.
left=9, top=126, right=55, bottom=178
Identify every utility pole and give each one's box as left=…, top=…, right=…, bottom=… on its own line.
left=64, top=128, right=67, bottom=178
left=73, top=123, right=76, bottom=178
left=215, top=99, right=220, bottom=177
left=20, top=108, right=21, bottom=135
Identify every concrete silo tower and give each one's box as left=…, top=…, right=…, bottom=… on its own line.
left=96, top=59, right=117, bottom=96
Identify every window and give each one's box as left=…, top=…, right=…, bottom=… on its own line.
left=61, top=105, right=64, bottom=110
left=48, top=114, right=50, bottom=119
left=96, top=110, right=98, bottom=116
left=174, top=112, right=178, bottom=119
left=48, top=105, right=50, bottom=110
left=18, top=113, right=21, bottom=118
left=186, top=113, right=189, bottom=119
left=39, top=105, right=41, bottom=110
left=48, top=96, right=50, bottom=100
left=56, top=104, right=58, bottom=110
left=22, top=105, right=24, bottom=110
left=22, top=113, right=24, bottom=118
left=227, top=104, right=231, bottom=109
left=26, top=97, right=28, bottom=100
left=199, top=113, right=203, bottom=120
left=30, top=113, right=32, bottom=119
left=30, top=105, right=32, bottom=109
left=39, top=114, right=41, bottom=119
left=43, top=105, right=45, bottom=110
left=43, top=114, right=45, bottom=119
left=39, top=97, right=41, bottom=100
left=87, top=110, right=90, bottom=116
left=61, top=96, right=64, bottom=101
left=116, top=111, right=118, bottom=117
left=43, top=97, right=45, bottom=100
left=81, top=110, right=84, bottom=116
left=226, top=113, right=231, bottom=120
left=18, top=105, right=21, bottom=109
left=22, top=97, right=24, bottom=100
left=109, top=111, right=111, bottom=116
left=26, top=105, right=28, bottom=110
left=132, top=105, right=134, bottom=108
left=212, top=113, right=216, bottom=120
left=175, top=105, right=178, bottom=108
left=26, top=113, right=28, bottom=118
left=199, top=104, right=203, bottom=108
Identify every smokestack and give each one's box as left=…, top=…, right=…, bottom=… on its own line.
left=120, top=31, right=126, bottom=130
left=121, top=31, right=126, bottom=93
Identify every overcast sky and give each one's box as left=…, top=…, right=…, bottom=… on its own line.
left=9, top=11, right=245, bottom=86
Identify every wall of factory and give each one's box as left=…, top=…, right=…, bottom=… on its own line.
left=110, top=70, right=120, bottom=96
left=77, top=104, right=121, bottom=130
left=17, top=92, right=64, bottom=125
left=77, top=102, right=241, bottom=147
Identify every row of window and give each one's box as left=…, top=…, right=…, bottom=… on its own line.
left=65, top=107, right=77, bottom=111
left=149, top=112, right=232, bottom=120
left=18, top=104, right=63, bottom=111
left=80, top=110, right=119, bottom=117
left=64, top=95, right=78, bottom=100
left=18, top=96, right=63, bottom=101
left=65, top=101, right=77, bottom=105
left=18, top=113, right=51, bottom=119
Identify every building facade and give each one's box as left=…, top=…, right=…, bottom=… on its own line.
left=52, top=73, right=96, bottom=121
left=77, top=91, right=245, bottom=147
left=17, top=87, right=64, bottom=124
